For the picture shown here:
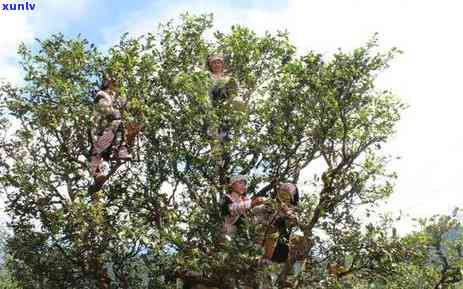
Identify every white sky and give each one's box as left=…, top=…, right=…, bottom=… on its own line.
left=1, top=0, right=462, bottom=233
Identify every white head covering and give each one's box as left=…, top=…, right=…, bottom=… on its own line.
left=208, top=54, right=224, bottom=65
left=229, top=175, right=246, bottom=186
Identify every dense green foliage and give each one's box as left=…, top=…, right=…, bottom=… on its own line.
left=0, top=13, right=460, bottom=289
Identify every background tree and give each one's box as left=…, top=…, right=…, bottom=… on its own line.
left=374, top=212, right=463, bottom=289
left=0, top=14, right=410, bottom=288
left=0, top=227, right=22, bottom=289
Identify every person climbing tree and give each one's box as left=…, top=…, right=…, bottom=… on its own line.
left=250, top=182, right=307, bottom=288
left=254, top=183, right=301, bottom=264
left=207, top=54, right=243, bottom=111
left=206, top=55, right=247, bottom=185
left=90, top=77, right=131, bottom=186
left=221, top=175, right=264, bottom=238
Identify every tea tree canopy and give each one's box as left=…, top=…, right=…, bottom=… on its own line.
left=0, top=14, right=406, bottom=289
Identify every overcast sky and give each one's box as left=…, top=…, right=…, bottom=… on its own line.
left=1, top=0, right=462, bottom=233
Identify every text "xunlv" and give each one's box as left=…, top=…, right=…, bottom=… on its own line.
left=2, top=2, right=36, bottom=11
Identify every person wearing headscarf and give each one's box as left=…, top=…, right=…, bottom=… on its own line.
left=205, top=54, right=247, bottom=141
left=90, top=77, right=131, bottom=184
left=221, top=175, right=264, bottom=238
left=207, top=55, right=242, bottom=109
left=253, top=182, right=301, bottom=264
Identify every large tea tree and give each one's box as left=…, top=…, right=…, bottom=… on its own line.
left=0, top=14, right=406, bottom=289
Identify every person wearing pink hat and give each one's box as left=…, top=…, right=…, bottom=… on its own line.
left=253, top=182, right=302, bottom=265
